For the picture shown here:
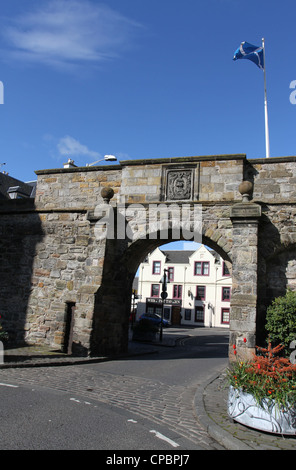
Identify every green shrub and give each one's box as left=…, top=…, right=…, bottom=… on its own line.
left=265, top=290, right=296, bottom=356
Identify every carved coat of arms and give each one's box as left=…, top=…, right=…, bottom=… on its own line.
left=167, top=170, right=192, bottom=200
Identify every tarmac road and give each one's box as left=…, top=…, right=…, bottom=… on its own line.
left=0, top=381, right=194, bottom=450
left=0, top=327, right=228, bottom=451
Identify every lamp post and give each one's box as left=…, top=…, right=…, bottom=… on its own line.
left=159, top=268, right=169, bottom=342
left=131, top=289, right=138, bottom=330
left=86, top=155, right=117, bottom=166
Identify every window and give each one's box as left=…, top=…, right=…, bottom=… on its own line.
left=173, top=285, right=182, bottom=299
left=147, top=305, right=162, bottom=315
left=221, top=308, right=230, bottom=324
left=195, top=306, right=204, bottom=322
left=223, top=262, right=230, bottom=276
left=151, top=284, right=160, bottom=297
left=184, top=309, right=192, bottom=321
left=194, top=261, right=202, bottom=275
left=222, top=287, right=231, bottom=301
left=152, top=261, right=161, bottom=274
left=196, top=286, right=206, bottom=301
left=194, top=261, right=209, bottom=276
left=167, top=267, right=174, bottom=282
left=164, top=307, right=170, bottom=320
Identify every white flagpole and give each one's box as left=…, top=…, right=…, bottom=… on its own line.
left=262, top=38, right=270, bottom=158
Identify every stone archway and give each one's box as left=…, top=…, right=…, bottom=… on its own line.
left=2, top=154, right=296, bottom=360
left=89, top=188, right=263, bottom=361
left=90, top=210, right=235, bottom=357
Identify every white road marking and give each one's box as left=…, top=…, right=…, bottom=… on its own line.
left=127, top=419, right=138, bottom=423
left=150, top=430, right=180, bottom=448
left=0, top=382, right=19, bottom=388
left=70, top=398, right=92, bottom=406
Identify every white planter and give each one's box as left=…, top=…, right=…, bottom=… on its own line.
left=228, top=385, right=296, bottom=435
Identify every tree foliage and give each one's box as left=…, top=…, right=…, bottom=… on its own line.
left=265, top=290, right=296, bottom=356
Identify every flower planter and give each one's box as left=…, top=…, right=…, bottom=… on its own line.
left=228, top=385, right=296, bottom=435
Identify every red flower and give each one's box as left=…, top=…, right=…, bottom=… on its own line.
left=243, top=338, right=247, bottom=343
left=257, top=364, right=261, bottom=369
left=233, top=344, right=236, bottom=349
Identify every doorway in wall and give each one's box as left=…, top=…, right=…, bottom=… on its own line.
left=171, top=306, right=181, bottom=325
left=63, top=302, right=76, bottom=354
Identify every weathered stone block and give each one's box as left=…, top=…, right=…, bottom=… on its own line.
left=76, top=235, right=89, bottom=246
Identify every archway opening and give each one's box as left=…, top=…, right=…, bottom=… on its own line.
left=91, top=228, right=232, bottom=357
left=132, top=240, right=232, bottom=331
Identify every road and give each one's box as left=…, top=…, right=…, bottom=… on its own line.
left=0, top=327, right=229, bottom=451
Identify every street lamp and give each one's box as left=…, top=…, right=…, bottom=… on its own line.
left=86, top=155, right=117, bottom=167
left=131, top=289, right=139, bottom=329
left=159, top=268, right=170, bottom=342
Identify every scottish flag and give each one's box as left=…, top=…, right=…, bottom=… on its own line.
left=233, top=41, right=264, bottom=70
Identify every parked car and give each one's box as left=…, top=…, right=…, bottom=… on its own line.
left=139, top=312, right=169, bottom=327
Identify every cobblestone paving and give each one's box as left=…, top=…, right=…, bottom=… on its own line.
left=0, top=365, right=223, bottom=450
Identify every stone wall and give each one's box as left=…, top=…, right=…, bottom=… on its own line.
left=26, top=210, right=107, bottom=352
left=0, top=200, right=43, bottom=343
left=35, top=166, right=122, bottom=210
left=249, top=157, right=296, bottom=203
left=119, top=154, right=244, bottom=204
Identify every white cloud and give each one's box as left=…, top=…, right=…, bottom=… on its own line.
left=57, top=135, right=101, bottom=160
left=2, top=0, right=141, bottom=70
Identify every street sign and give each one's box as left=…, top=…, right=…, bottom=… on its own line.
left=146, top=297, right=181, bottom=305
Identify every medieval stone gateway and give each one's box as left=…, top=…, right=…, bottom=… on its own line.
left=1, top=154, right=296, bottom=360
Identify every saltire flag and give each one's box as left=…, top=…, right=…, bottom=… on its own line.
left=233, top=41, right=264, bottom=70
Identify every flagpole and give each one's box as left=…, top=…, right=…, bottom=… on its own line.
left=262, top=38, right=270, bottom=158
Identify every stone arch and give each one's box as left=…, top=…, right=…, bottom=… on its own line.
left=90, top=217, right=233, bottom=356
left=126, top=233, right=232, bottom=283
left=123, top=203, right=234, bottom=278
left=265, top=244, right=296, bottom=299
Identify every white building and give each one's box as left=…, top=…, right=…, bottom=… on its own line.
left=136, top=245, right=231, bottom=328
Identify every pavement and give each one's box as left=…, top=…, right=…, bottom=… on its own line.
left=1, top=330, right=296, bottom=451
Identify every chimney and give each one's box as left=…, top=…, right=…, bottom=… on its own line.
left=63, top=158, right=77, bottom=169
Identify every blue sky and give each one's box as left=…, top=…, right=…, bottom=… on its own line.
left=0, top=0, right=296, bottom=183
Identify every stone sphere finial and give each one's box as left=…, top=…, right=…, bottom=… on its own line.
left=239, top=181, right=253, bottom=202
left=101, top=186, right=114, bottom=204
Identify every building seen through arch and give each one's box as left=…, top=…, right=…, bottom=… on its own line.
left=136, top=244, right=231, bottom=328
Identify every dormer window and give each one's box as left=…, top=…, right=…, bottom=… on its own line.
left=7, top=186, right=27, bottom=199
left=152, top=261, right=161, bottom=275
